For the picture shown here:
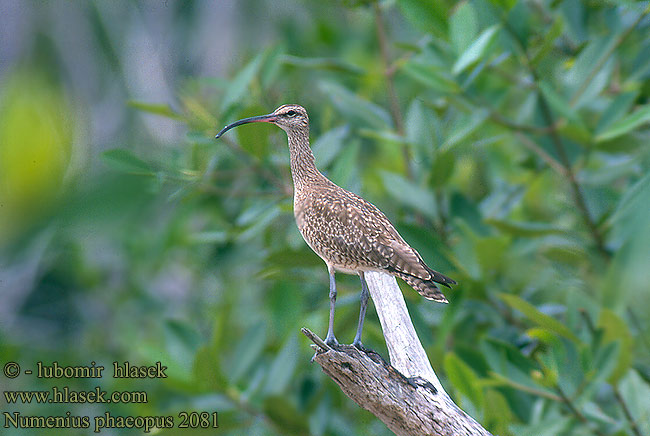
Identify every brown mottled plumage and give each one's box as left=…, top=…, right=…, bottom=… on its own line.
left=216, top=104, right=456, bottom=347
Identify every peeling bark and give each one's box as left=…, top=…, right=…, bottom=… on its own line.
left=302, top=272, right=492, bottom=436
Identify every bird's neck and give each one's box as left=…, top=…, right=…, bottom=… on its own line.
left=287, top=127, right=323, bottom=189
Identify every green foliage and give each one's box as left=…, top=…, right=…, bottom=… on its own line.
left=3, top=1, right=650, bottom=436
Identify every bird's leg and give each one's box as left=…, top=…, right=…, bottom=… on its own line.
left=352, top=272, right=370, bottom=349
left=325, top=266, right=339, bottom=346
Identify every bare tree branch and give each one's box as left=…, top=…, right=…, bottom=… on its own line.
left=303, top=272, right=492, bottom=436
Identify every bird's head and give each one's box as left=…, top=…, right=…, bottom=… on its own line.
left=215, top=104, right=308, bottom=138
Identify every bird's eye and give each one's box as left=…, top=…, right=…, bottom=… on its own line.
left=286, top=110, right=297, bottom=117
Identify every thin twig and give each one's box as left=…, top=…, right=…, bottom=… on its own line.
left=373, top=1, right=412, bottom=179
left=569, top=5, right=650, bottom=107
left=613, top=385, right=644, bottom=436
left=627, top=308, right=650, bottom=353
left=489, top=372, right=562, bottom=401
left=499, top=17, right=610, bottom=258
left=555, top=385, right=608, bottom=436
left=385, top=35, right=432, bottom=77
left=301, top=327, right=331, bottom=352
left=515, top=133, right=568, bottom=177
left=489, top=110, right=561, bottom=135
left=578, top=308, right=643, bottom=436
left=535, top=87, right=610, bottom=258
left=449, top=93, right=561, bottom=136
left=445, top=93, right=567, bottom=175
left=578, top=308, right=597, bottom=335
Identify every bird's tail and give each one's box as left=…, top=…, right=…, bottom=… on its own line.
left=395, top=272, right=450, bottom=303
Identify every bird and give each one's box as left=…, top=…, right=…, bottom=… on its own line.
left=215, top=104, right=456, bottom=348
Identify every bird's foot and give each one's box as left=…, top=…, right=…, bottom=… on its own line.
left=324, top=334, right=339, bottom=347
left=352, top=340, right=367, bottom=351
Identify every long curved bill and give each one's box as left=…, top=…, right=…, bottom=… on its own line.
left=215, top=113, right=277, bottom=139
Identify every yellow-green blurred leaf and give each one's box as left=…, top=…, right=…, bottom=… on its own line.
left=0, top=71, right=74, bottom=242
left=486, top=218, right=565, bottom=237
left=127, top=101, right=184, bottom=120
left=281, top=55, right=363, bottom=75
left=483, top=389, right=513, bottom=435
left=598, top=309, right=633, bottom=383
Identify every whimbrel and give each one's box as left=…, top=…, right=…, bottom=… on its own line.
left=215, top=104, right=456, bottom=347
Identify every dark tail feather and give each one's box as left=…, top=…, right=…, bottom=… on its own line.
left=396, top=272, right=449, bottom=303
left=426, top=266, right=457, bottom=289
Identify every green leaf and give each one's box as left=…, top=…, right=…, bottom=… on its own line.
left=429, top=150, right=456, bottom=187
left=530, top=16, right=564, bottom=66
left=163, top=320, right=202, bottom=382
left=228, top=323, right=267, bottom=383
left=189, top=231, right=229, bottom=244
left=482, top=338, right=559, bottom=399
left=262, top=395, right=310, bottom=435
left=127, top=101, right=184, bottom=120
left=405, top=99, right=435, bottom=151
left=328, top=138, right=360, bottom=187
left=567, top=36, right=617, bottom=107
left=281, top=55, right=363, bottom=75
left=561, top=0, right=587, bottom=44
left=101, top=149, right=153, bottom=175
left=538, top=82, right=591, bottom=140
left=541, top=240, right=587, bottom=267
left=485, top=218, right=565, bottom=237
left=193, top=345, right=228, bottom=391
left=598, top=309, right=633, bottom=383
left=595, top=92, right=638, bottom=135
left=319, top=82, right=392, bottom=129
left=452, top=25, right=500, bottom=75
left=607, top=171, right=650, bottom=241
left=487, top=0, right=517, bottom=10
left=264, top=335, right=299, bottom=395
left=595, top=105, right=650, bottom=142
left=312, top=125, right=349, bottom=168
left=444, top=352, right=484, bottom=408
left=590, top=341, right=620, bottom=385
left=265, top=248, right=322, bottom=270
left=381, top=171, right=438, bottom=220
left=220, top=52, right=264, bottom=112
left=165, top=319, right=202, bottom=351
left=510, top=416, right=572, bottom=436
left=618, top=370, right=650, bottom=436
left=259, top=45, right=284, bottom=89
left=450, top=1, right=478, bottom=54
left=441, top=108, right=489, bottom=150
left=397, top=0, right=448, bottom=36
left=401, top=61, right=461, bottom=93
left=483, top=389, right=514, bottom=435
left=538, top=81, right=579, bottom=123
left=475, top=235, right=509, bottom=274
left=499, top=293, right=580, bottom=343
left=234, top=104, right=274, bottom=159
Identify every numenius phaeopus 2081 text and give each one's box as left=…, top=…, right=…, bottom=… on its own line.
left=215, top=104, right=456, bottom=347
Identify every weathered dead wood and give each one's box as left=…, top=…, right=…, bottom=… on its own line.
left=302, top=271, right=492, bottom=436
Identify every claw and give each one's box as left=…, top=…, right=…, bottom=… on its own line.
left=324, top=335, right=339, bottom=347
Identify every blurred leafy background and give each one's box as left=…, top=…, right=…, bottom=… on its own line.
left=1, top=1, right=649, bottom=435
